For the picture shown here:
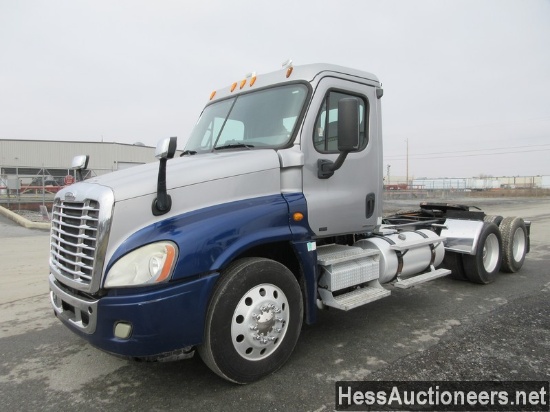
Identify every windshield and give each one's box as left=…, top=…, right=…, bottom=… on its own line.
left=184, top=83, right=309, bottom=153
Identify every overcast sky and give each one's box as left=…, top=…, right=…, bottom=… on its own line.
left=1, top=0, right=549, bottom=178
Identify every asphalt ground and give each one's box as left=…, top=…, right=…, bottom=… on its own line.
left=0, top=197, right=549, bottom=411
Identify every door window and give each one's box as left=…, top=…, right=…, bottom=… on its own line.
left=313, top=91, right=368, bottom=153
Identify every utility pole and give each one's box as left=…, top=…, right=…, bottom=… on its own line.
left=387, top=164, right=391, bottom=185
left=406, top=139, right=409, bottom=189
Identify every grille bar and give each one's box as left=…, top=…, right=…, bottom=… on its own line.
left=51, top=245, right=94, bottom=267
left=51, top=210, right=99, bottom=222
left=50, top=233, right=95, bottom=253
left=50, top=217, right=98, bottom=232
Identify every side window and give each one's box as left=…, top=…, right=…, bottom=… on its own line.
left=313, top=91, right=368, bottom=153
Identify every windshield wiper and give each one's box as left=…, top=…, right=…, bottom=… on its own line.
left=180, top=150, right=197, bottom=156
left=214, top=143, right=254, bottom=151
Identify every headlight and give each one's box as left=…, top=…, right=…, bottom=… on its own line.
left=104, top=242, right=178, bottom=288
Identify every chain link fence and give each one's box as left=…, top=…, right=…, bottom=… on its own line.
left=0, top=167, right=109, bottom=216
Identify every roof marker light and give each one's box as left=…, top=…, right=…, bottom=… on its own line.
left=209, top=91, right=216, bottom=100
left=282, top=59, right=293, bottom=69
left=230, top=82, right=237, bottom=92
left=240, top=79, right=247, bottom=89
left=245, top=72, right=257, bottom=87
left=282, top=58, right=293, bottom=78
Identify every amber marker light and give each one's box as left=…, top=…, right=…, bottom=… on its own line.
left=293, top=212, right=304, bottom=222
left=209, top=91, right=216, bottom=100
left=155, top=243, right=176, bottom=283
left=250, top=76, right=257, bottom=86
left=240, top=79, right=247, bottom=89
left=230, top=82, right=237, bottom=92
left=286, top=66, right=293, bottom=78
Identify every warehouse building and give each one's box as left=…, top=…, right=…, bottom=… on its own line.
left=1, top=139, right=161, bottom=186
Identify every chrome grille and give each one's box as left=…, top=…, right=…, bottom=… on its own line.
left=50, top=199, right=100, bottom=288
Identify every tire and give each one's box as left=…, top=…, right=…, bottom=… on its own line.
left=499, top=217, right=527, bottom=273
left=483, top=215, right=503, bottom=226
left=198, top=258, right=303, bottom=384
left=463, top=222, right=502, bottom=284
left=442, top=251, right=468, bottom=281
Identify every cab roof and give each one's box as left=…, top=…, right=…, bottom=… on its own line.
left=208, top=63, right=380, bottom=103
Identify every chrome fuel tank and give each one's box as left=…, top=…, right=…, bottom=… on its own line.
left=355, top=229, right=445, bottom=283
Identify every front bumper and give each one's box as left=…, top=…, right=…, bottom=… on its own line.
left=49, top=273, right=218, bottom=357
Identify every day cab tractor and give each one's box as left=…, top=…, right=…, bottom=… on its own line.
left=48, top=63, right=531, bottom=383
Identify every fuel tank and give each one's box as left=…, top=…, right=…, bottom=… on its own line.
left=355, top=229, right=445, bottom=283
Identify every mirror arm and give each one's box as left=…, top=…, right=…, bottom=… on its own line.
left=317, top=151, right=350, bottom=179
left=152, top=157, right=172, bottom=216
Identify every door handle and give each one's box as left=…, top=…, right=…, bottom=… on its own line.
left=365, top=193, right=375, bottom=219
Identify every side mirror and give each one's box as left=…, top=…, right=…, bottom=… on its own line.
left=318, top=98, right=360, bottom=179
left=152, top=137, right=177, bottom=216
left=155, top=136, right=178, bottom=159
left=337, top=98, right=360, bottom=152
left=71, top=155, right=89, bottom=170
left=71, top=155, right=89, bottom=182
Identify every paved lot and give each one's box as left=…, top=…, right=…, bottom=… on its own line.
left=0, top=198, right=549, bottom=411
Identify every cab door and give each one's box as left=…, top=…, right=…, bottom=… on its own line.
left=301, top=77, right=382, bottom=237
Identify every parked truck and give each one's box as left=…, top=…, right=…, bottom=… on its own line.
left=48, top=63, right=530, bottom=383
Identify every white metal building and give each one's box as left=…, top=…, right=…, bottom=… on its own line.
left=1, top=139, right=159, bottom=181
left=1, top=139, right=157, bottom=171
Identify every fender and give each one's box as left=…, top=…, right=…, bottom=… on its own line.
left=106, top=194, right=313, bottom=284
left=441, top=218, right=485, bottom=255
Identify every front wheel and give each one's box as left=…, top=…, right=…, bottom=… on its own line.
left=463, top=222, right=502, bottom=284
left=198, top=258, right=303, bottom=383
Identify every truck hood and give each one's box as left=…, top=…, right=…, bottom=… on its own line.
left=85, top=149, right=281, bottom=202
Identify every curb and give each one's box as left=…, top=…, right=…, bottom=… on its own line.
left=0, top=206, right=51, bottom=231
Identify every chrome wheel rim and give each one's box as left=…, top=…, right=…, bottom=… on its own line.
left=512, top=227, right=526, bottom=263
left=483, top=233, right=500, bottom=272
left=231, top=283, right=289, bottom=361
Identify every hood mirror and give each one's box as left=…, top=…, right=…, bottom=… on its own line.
left=71, top=155, right=90, bottom=181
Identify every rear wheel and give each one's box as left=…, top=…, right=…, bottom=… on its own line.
left=499, top=217, right=527, bottom=273
left=463, top=222, right=502, bottom=284
left=198, top=258, right=303, bottom=383
left=483, top=214, right=503, bottom=226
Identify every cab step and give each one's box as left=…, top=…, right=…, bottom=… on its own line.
left=394, top=268, right=451, bottom=289
left=318, top=282, right=391, bottom=311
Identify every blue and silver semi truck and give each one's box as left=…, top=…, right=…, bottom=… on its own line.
left=48, top=63, right=530, bottom=383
